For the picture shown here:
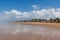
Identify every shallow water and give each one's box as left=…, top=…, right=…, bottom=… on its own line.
left=0, top=22, right=60, bottom=40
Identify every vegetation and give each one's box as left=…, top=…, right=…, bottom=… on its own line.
left=16, top=18, right=60, bottom=23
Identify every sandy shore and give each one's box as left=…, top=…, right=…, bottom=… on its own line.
left=0, top=33, right=59, bottom=40
left=0, top=22, right=60, bottom=40
left=15, top=22, right=60, bottom=29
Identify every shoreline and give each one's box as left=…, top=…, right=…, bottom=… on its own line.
left=14, top=22, right=60, bottom=29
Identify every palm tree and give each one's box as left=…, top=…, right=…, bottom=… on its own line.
left=49, top=18, right=53, bottom=23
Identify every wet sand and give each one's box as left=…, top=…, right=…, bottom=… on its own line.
left=15, top=22, right=60, bottom=29
left=0, top=22, right=60, bottom=40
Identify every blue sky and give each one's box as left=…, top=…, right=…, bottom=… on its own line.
left=0, top=0, right=60, bottom=11
left=0, top=0, right=60, bottom=21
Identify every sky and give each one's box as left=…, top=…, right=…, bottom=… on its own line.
left=0, top=0, right=60, bottom=21
left=0, top=0, right=60, bottom=11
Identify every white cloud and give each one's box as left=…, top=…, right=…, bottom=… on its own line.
left=10, top=9, right=21, bottom=15
left=0, top=6, right=60, bottom=21
left=32, top=5, right=40, bottom=10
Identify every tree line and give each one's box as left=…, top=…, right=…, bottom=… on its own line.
left=16, top=18, right=60, bottom=23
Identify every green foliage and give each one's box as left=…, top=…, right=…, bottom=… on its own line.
left=49, top=18, right=60, bottom=23
left=16, top=18, right=60, bottom=23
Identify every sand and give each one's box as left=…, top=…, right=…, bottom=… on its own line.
left=0, top=33, right=59, bottom=40
left=0, top=22, right=60, bottom=40
left=15, top=22, right=60, bottom=29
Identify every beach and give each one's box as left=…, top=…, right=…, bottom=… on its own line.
left=15, top=22, right=60, bottom=29
left=0, top=22, right=60, bottom=40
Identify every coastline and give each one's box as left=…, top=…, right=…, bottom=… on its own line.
left=14, top=22, right=60, bottom=29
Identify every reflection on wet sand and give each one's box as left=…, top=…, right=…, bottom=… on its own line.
left=0, top=22, right=60, bottom=40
